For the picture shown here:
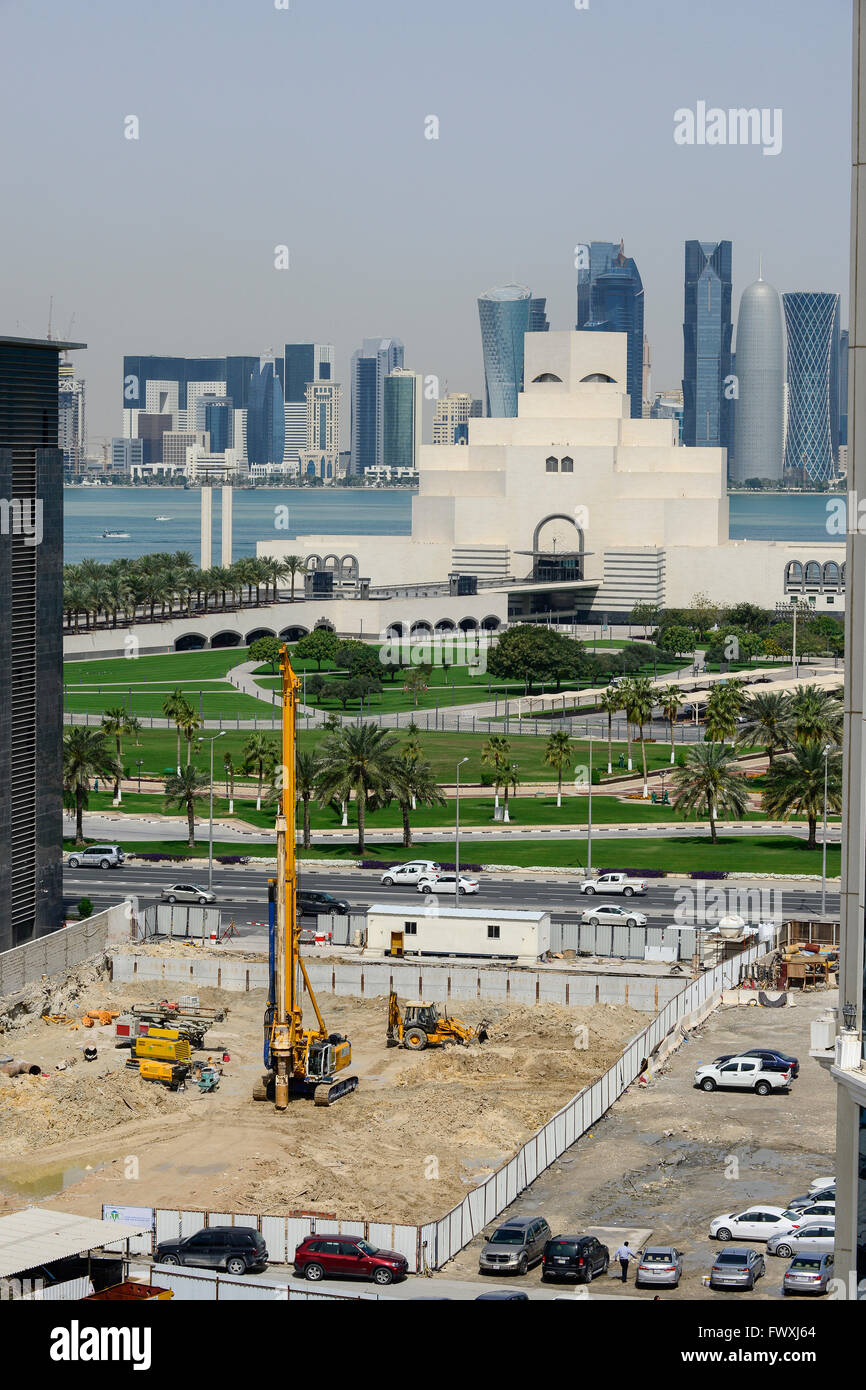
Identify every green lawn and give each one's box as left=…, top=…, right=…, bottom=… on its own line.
left=63, top=649, right=255, bottom=684
left=64, top=685, right=276, bottom=720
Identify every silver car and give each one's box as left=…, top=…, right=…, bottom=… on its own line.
left=709, top=1247, right=765, bottom=1290
left=635, top=1246, right=683, bottom=1288
left=162, top=883, right=217, bottom=904
left=66, top=844, right=125, bottom=870
left=766, top=1221, right=836, bottom=1258
left=782, top=1252, right=834, bottom=1295
left=580, top=903, right=648, bottom=928
left=478, top=1217, right=551, bottom=1276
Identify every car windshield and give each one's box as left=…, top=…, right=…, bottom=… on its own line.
left=490, top=1229, right=524, bottom=1245
left=790, top=1257, right=823, bottom=1270
left=356, top=1239, right=377, bottom=1255
left=642, top=1252, right=675, bottom=1263
left=716, top=1252, right=749, bottom=1265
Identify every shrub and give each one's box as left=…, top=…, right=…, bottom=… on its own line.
left=77, top=897, right=94, bottom=920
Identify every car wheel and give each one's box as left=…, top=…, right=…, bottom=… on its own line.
left=775, top=1244, right=793, bottom=1259
left=585, top=1264, right=594, bottom=1284
left=421, top=885, right=432, bottom=894
left=458, top=886, right=466, bottom=895
left=404, top=1027, right=428, bottom=1051
left=167, top=894, right=176, bottom=903
left=603, top=1258, right=609, bottom=1274
left=589, top=916, right=599, bottom=926
left=68, top=857, right=80, bottom=869
left=382, top=876, right=394, bottom=886
left=517, top=1255, right=528, bottom=1276
left=198, top=897, right=208, bottom=905
left=746, top=1277, right=755, bottom=1290
left=100, top=859, right=110, bottom=870
left=716, top=1227, right=732, bottom=1242
left=700, top=1078, right=716, bottom=1092
left=755, top=1081, right=771, bottom=1096
left=627, top=918, right=637, bottom=927
left=373, top=1267, right=394, bottom=1286
left=623, top=887, right=634, bottom=897
left=226, top=1257, right=246, bottom=1276
left=583, top=885, right=595, bottom=895
left=304, top=1262, right=325, bottom=1282
left=160, top=1254, right=180, bottom=1266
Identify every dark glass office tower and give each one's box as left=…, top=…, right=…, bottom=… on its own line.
left=682, top=240, right=733, bottom=450
left=581, top=242, right=645, bottom=419
left=783, top=292, right=840, bottom=485
left=839, top=328, right=849, bottom=451
left=246, top=360, right=285, bottom=466
left=349, top=338, right=404, bottom=472
left=529, top=298, right=550, bottom=333
left=0, top=336, right=82, bottom=950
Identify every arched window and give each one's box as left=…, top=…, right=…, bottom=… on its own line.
left=804, top=561, right=822, bottom=589
left=580, top=372, right=616, bottom=383
left=546, top=456, right=558, bottom=473
left=823, top=561, right=841, bottom=589
left=784, top=560, right=804, bottom=591
left=532, top=372, right=563, bottom=383
left=560, top=456, right=573, bottom=473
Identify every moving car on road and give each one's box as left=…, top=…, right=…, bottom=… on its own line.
left=161, top=883, right=216, bottom=904
left=767, top=1222, right=836, bottom=1259
left=417, top=873, right=478, bottom=896
left=579, top=872, right=647, bottom=897
left=580, top=903, right=648, bottom=928
left=695, top=1056, right=792, bottom=1095
left=379, top=861, right=441, bottom=886
left=709, top=1248, right=765, bottom=1291
left=66, top=844, right=124, bottom=870
left=709, top=1206, right=791, bottom=1242
left=479, top=1217, right=551, bottom=1276
left=155, top=1227, right=268, bottom=1276
left=540, top=1234, right=609, bottom=1283
left=293, top=1235, right=408, bottom=1285
left=297, top=890, right=351, bottom=916
left=635, top=1246, right=683, bottom=1288
left=782, top=1252, right=835, bottom=1294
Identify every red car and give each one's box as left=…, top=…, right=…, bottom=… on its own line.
left=293, top=1235, right=409, bottom=1286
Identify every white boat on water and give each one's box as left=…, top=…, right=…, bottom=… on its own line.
left=154, top=515, right=172, bottom=521
left=102, top=529, right=130, bottom=539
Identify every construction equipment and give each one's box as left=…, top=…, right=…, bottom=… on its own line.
left=253, top=647, right=358, bottom=1108
left=133, top=1031, right=191, bottom=1064
left=126, top=1058, right=189, bottom=1090
left=115, top=1001, right=226, bottom=1051
left=386, top=992, right=490, bottom=1051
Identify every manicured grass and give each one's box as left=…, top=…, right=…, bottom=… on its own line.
left=63, top=649, right=255, bottom=684
left=64, top=685, right=276, bottom=720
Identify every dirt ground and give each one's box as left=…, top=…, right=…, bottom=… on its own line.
left=0, top=955, right=644, bottom=1225
left=441, top=990, right=837, bottom=1300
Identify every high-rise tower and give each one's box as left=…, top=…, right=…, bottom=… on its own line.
left=682, top=240, right=733, bottom=450
left=578, top=242, right=645, bottom=419
left=731, top=273, right=785, bottom=484
left=782, top=292, right=841, bottom=484
left=478, top=285, right=532, bottom=418
left=349, top=338, right=404, bottom=473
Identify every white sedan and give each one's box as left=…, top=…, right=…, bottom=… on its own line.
left=417, top=874, right=478, bottom=896
left=709, top=1206, right=792, bottom=1242
left=580, top=903, right=647, bottom=927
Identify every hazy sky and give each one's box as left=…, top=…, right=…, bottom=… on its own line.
left=0, top=0, right=852, bottom=442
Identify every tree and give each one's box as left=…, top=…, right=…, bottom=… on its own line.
left=177, top=701, right=202, bottom=766
left=402, top=664, right=432, bottom=709
left=617, top=678, right=636, bottom=771
left=162, top=688, right=191, bottom=774
left=598, top=686, right=622, bottom=776
left=761, top=742, right=842, bottom=851
left=544, top=728, right=572, bottom=808
left=390, top=755, right=446, bottom=847
left=294, top=627, right=339, bottom=671
left=336, top=639, right=382, bottom=682
left=686, top=592, right=720, bottom=639
left=63, top=728, right=119, bottom=844
left=624, top=676, right=655, bottom=797
left=249, top=635, right=283, bottom=672
left=101, top=706, right=133, bottom=805
left=704, top=681, right=745, bottom=745
left=163, top=766, right=210, bottom=849
left=280, top=555, right=308, bottom=601
left=296, top=750, right=319, bottom=849
left=786, top=685, right=843, bottom=748
left=486, top=624, right=585, bottom=693
left=481, top=734, right=511, bottom=812
left=501, top=759, right=520, bottom=823
left=736, top=691, right=793, bottom=765
left=223, top=749, right=236, bottom=814
left=630, top=601, right=660, bottom=637
left=657, top=625, right=697, bottom=659
left=315, top=723, right=400, bottom=852
left=671, top=743, right=749, bottom=843
left=660, top=684, right=683, bottom=765
left=242, top=732, right=278, bottom=811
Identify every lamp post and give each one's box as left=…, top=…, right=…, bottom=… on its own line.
left=775, top=599, right=800, bottom=680
left=197, top=731, right=225, bottom=894
left=821, top=743, right=831, bottom=916
left=136, top=759, right=143, bottom=793
left=587, top=724, right=594, bottom=874
left=455, top=757, right=469, bottom=910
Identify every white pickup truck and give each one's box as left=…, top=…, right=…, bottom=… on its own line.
left=579, top=872, right=648, bottom=897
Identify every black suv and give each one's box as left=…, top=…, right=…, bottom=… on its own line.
left=155, top=1226, right=268, bottom=1276
left=541, top=1234, right=610, bottom=1283
left=298, top=890, right=351, bottom=917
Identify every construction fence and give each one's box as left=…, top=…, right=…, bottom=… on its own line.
left=121, top=940, right=764, bottom=1279
left=0, top=903, right=128, bottom=1001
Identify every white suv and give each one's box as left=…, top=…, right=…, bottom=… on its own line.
left=379, top=861, right=441, bottom=887
left=66, top=844, right=125, bottom=870
left=694, top=1056, right=792, bottom=1096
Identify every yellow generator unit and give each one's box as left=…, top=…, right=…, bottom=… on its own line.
left=137, top=1060, right=190, bottom=1090
left=134, top=1034, right=191, bottom=1063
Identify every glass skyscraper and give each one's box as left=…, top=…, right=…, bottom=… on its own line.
left=477, top=284, right=532, bottom=417
left=350, top=338, right=404, bottom=473
left=576, top=242, right=645, bottom=419
left=383, top=370, right=421, bottom=470
left=246, top=359, right=285, bottom=466
left=782, top=292, right=841, bottom=484
left=731, top=274, right=785, bottom=484
left=682, top=241, right=733, bottom=450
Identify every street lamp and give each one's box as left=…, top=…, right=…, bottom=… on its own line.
left=775, top=599, right=801, bottom=680
left=455, top=757, right=469, bottom=910
left=821, top=743, right=832, bottom=915
left=197, top=731, right=225, bottom=894
left=136, top=759, right=143, bottom=793
left=587, top=724, right=594, bottom=874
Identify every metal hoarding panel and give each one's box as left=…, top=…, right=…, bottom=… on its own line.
left=155, top=1210, right=181, bottom=1244
left=261, top=1216, right=287, bottom=1264
left=612, top=924, right=630, bottom=958
left=286, top=1219, right=313, bottom=1262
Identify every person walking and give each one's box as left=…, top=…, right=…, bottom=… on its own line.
left=614, top=1240, right=637, bottom=1284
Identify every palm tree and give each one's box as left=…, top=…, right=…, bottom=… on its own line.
left=390, top=755, right=445, bottom=847
left=223, top=750, right=236, bottom=815
left=295, top=750, right=320, bottom=849
left=704, top=681, right=745, bottom=746
left=481, top=734, right=510, bottom=812
left=598, top=686, right=622, bottom=776
left=624, top=676, right=655, bottom=797
left=101, top=706, right=133, bottom=805
left=162, top=688, right=191, bottom=774
left=400, top=725, right=424, bottom=808
left=176, top=702, right=202, bottom=768
left=63, top=728, right=119, bottom=844
left=735, top=690, right=793, bottom=765
left=315, top=723, right=400, bottom=852
left=786, top=685, right=843, bottom=748
left=660, top=684, right=683, bottom=765
left=280, top=555, right=308, bottom=602
left=544, top=728, right=572, bottom=808
left=163, top=766, right=210, bottom=849
left=617, top=677, right=636, bottom=771
left=761, top=742, right=843, bottom=851
left=671, top=743, right=749, bottom=844
left=242, top=731, right=279, bottom=811
left=501, top=759, right=520, bottom=823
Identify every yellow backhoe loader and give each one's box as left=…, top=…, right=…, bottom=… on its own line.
left=386, top=992, right=490, bottom=1051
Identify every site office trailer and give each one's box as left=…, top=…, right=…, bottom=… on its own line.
left=363, top=904, right=551, bottom=966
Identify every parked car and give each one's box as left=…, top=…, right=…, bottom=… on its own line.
left=297, top=890, right=351, bottom=916
left=782, top=1252, right=835, bottom=1294
left=810, top=1175, right=836, bottom=1192
left=418, top=873, right=479, bottom=896
left=780, top=1201, right=835, bottom=1224
left=786, top=1186, right=834, bottom=1211
left=767, top=1221, right=836, bottom=1258
left=714, top=1050, right=799, bottom=1079
left=579, top=872, right=647, bottom=897
left=478, top=1217, right=551, bottom=1275
left=292, top=1235, right=408, bottom=1286
left=635, top=1246, right=683, bottom=1288
left=580, top=903, right=648, bottom=928
left=380, top=861, right=441, bottom=886
left=541, top=1234, right=609, bottom=1283
left=709, top=1248, right=765, bottom=1290
left=709, top=1206, right=791, bottom=1242
left=474, top=1291, right=529, bottom=1300
left=66, top=844, right=124, bottom=870
left=155, top=1226, right=268, bottom=1276
left=695, top=1057, right=792, bottom=1095
left=161, top=883, right=216, bottom=905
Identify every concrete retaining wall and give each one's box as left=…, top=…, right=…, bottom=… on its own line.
left=0, top=904, right=129, bottom=1001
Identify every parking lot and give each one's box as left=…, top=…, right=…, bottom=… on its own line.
left=438, top=989, right=837, bottom=1300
